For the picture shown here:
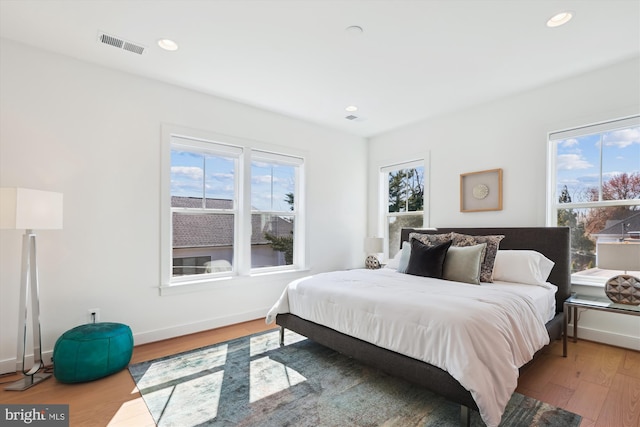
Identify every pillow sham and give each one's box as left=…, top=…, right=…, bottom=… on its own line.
left=443, top=243, right=487, bottom=285
left=406, top=239, right=452, bottom=279
left=409, top=232, right=452, bottom=247
left=450, top=232, right=505, bottom=283
left=492, top=250, right=555, bottom=286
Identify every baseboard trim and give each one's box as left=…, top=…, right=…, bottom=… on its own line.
left=567, top=323, right=640, bottom=351
left=0, top=351, right=54, bottom=376
left=132, top=308, right=270, bottom=346
left=0, top=308, right=270, bottom=375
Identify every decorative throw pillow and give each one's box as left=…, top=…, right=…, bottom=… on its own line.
left=409, top=232, right=452, bottom=247
left=492, top=250, right=555, bottom=286
left=450, top=232, right=505, bottom=282
left=406, top=239, right=452, bottom=279
left=443, top=243, right=487, bottom=285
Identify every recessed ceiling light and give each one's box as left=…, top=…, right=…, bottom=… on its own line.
left=345, top=105, right=358, bottom=112
left=158, top=39, right=179, bottom=51
left=547, top=11, right=573, bottom=28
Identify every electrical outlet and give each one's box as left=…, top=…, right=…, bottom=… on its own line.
left=87, top=308, right=101, bottom=323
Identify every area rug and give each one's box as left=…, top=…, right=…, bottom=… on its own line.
left=128, top=329, right=581, bottom=427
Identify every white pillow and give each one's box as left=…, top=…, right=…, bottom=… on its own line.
left=396, top=241, right=412, bottom=273
left=492, top=250, right=555, bottom=286
left=386, top=249, right=402, bottom=269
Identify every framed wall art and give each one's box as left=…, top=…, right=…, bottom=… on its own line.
left=460, top=168, right=503, bottom=212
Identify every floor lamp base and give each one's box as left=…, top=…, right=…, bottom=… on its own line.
left=4, top=372, right=52, bottom=391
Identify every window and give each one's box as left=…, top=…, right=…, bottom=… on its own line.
left=170, top=137, right=240, bottom=280
left=547, top=115, right=640, bottom=285
left=250, top=151, right=302, bottom=270
left=381, top=161, right=425, bottom=258
left=162, top=129, right=305, bottom=287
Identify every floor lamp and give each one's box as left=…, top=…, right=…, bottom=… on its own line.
left=0, top=188, right=63, bottom=390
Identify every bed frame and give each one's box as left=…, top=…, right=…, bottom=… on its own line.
left=276, top=227, right=570, bottom=426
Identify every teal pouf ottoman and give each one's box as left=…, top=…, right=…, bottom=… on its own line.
left=53, top=322, right=133, bottom=383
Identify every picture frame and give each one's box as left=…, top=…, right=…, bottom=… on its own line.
left=460, top=168, right=503, bottom=212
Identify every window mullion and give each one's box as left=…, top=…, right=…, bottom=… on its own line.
left=237, top=150, right=252, bottom=276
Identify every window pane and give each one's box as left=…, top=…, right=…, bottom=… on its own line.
left=557, top=206, right=639, bottom=275
left=251, top=161, right=295, bottom=211
left=555, top=133, right=601, bottom=203
left=602, top=126, right=640, bottom=201
left=387, top=214, right=423, bottom=258
left=171, top=149, right=236, bottom=206
left=388, top=167, right=424, bottom=213
left=172, top=212, right=234, bottom=277
left=555, top=125, right=639, bottom=203
left=252, top=214, right=294, bottom=268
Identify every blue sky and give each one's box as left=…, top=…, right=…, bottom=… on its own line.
left=556, top=126, right=640, bottom=202
left=170, top=150, right=295, bottom=211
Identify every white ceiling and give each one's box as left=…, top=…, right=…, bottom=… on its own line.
left=1, top=0, right=639, bottom=138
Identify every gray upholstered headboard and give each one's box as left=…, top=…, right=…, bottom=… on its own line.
left=400, top=227, right=571, bottom=314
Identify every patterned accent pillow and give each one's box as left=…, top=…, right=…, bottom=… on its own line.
left=409, top=232, right=452, bottom=247
left=450, top=232, right=505, bottom=283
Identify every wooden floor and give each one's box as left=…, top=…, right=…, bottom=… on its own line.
left=1, top=319, right=638, bottom=427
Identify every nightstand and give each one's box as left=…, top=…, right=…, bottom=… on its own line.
left=563, top=294, right=640, bottom=357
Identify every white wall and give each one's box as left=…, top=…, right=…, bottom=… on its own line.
left=0, top=38, right=367, bottom=373
left=368, top=56, right=640, bottom=350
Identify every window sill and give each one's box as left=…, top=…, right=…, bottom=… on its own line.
left=571, top=279, right=605, bottom=288
left=159, top=268, right=310, bottom=296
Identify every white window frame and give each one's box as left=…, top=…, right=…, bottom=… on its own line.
left=379, top=158, right=427, bottom=260
left=160, top=125, right=306, bottom=292
left=169, top=135, right=242, bottom=283
left=250, top=150, right=305, bottom=274
left=546, top=115, right=640, bottom=286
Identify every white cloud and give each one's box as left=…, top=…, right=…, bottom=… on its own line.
left=210, top=172, right=234, bottom=181
left=556, top=154, right=593, bottom=170
left=603, top=127, right=640, bottom=148
left=561, top=138, right=579, bottom=147
left=171, top=166, right=203, bottom=180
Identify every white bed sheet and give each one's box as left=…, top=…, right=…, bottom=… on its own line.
left=266, top=268, right=553, bottom=427
left=481, top=280, right=557, bottom=323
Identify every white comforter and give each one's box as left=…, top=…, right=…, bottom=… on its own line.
left=266, top=268, right=550, bottom=427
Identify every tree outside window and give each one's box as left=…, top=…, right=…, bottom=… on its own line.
left=383, top=163, right=425, bottom=258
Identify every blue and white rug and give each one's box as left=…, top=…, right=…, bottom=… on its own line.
left=128, top=329, right=581, bottom=426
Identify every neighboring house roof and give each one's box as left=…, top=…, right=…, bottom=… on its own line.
left=592, top=211, right=640, bottom=239
left=172, top=196, right=293, bottom=248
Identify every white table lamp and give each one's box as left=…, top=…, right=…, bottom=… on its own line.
left=1, top=188, right=63, bottom=390
left=597, top=242, right=640, bottom=305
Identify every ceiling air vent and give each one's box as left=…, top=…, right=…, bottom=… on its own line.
left=345, top=115, right=358, bottom=120
left=97, top=31, right=145, bottom=55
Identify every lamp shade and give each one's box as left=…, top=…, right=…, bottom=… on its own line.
left=597, top=242, right=640, bottom=272
left=0, top=188, right=63, bottom=230
left=364, top=237, right=383, bottom=254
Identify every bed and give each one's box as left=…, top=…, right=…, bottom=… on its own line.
left=267, top=227, right=570, bottom=427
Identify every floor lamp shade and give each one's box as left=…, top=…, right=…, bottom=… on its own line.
left=0, top=187, right=63, bottom=391
left=597, top=242, right=640, bottom=305
left=0, top=188, right=63, bottom=230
